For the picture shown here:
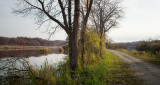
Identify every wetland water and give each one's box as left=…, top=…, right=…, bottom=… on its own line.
left=0, top=50, right=67, bottom=76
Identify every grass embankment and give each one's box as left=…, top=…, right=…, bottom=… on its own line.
left=118, top=49, right=160, bottom=67
left=100, top=51, right=138, bottom=85
left=4, top=51, right=138, bottom=85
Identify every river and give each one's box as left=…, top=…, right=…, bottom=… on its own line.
left=0, top=50, right=67, bottom=76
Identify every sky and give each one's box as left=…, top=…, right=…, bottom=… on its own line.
left=0, top=0, right=160, bottom=42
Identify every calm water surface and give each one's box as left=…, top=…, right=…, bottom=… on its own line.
left=0, top=50, right=67, bottom=76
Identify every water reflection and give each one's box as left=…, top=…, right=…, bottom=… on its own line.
left=0, top=57, right=29, bottom=76
left=0, top=50, right=46, bottom=58
left=0, top=50, right=67, bottom=77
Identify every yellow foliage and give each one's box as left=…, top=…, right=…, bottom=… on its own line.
left=80, top=28, right=106, bottom=65
left=50, top=76, right=56, bottom=84
left=131, top=50, right=138, bottom=55
left=84, top=28, right=100, bottom=51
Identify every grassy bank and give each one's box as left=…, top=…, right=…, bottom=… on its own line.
left=118, top=49, right=160, bottom=67
left=104, top=51, right=138, bottom=85
left=2, top=51, right=138, bottom=85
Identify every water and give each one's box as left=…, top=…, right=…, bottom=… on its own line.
left=28, top=54, right=67, bottom=67
left=0, top=50, right=67, bottom=76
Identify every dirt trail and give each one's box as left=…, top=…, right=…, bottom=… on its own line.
left=109, top=50, right=160, bottom=85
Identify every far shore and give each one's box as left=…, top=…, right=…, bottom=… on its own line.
left=0, top=45, right=61, bottom=51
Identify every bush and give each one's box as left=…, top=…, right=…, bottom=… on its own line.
left=80, top=29, right=102, bottom=65
left=4, top=46, right=9, bottom=50
left=156, top=51, right=160, bottom=57
left=62, top=45, right=69, bottom=54
left=59, top=48, right=64, bottom=54
left=131, top=50, right=138, bottom=55
left=136, top=39, right=160, bottom=56
left=139, top=51, right=147, bottom=56
left=38, top=48, right=52, bottom=54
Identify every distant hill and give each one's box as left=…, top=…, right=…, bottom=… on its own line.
left=53, top=40, right=68, bottom=46
left=0, top=36, right=67, bottom=46
left=107, top=41, right=141, bottom=50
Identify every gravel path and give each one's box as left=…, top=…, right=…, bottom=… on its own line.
left=109, top=50, right=160, bottom=85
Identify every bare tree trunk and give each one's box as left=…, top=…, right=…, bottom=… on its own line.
left=100, top=40, right=103, bottom=57
left=81, top=24, right=86, bottom=65
left=99, top=34, right=103, bottom=58
left=69, top=34, right=78, bottom=71
left=69, top=0, right=80, bottom=71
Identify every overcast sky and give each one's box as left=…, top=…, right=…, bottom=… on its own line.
left=0, top=0, right=160, bottom=42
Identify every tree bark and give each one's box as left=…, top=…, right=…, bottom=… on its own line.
left=69, top=34, right=78, bottom=71
left=81, top=24, right=86, bottom=64
left=69, top=0, right=80, bottom=71
left=99, top=38, right=103, bottom=58
left=99, top=33, right=106, bottom=58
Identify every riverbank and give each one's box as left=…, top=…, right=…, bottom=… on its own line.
left=0, top=45, right=63, bottom=54
left=0, top=46, right=62, bottom=58
left=2, top=51, right=138, bottom=85
left=0, top=45, right=61, bottom=51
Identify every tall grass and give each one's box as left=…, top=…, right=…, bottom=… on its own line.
left=118, top=49, right=160, bottom=66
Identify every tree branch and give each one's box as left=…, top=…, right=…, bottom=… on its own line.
left=36, top=0, right=70, bottom=34
left=58, top=0, right=68, bottom=28
left=68, top=0, right=72, bottom=31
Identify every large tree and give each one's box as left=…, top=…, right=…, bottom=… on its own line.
left=91, top=0, right=123, bottom=57
left=13, top=0, right=83, bottom=71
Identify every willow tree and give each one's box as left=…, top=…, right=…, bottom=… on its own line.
left=91, top=0, right=123, bottom=57
left=13, top=0, right=82, bottom=71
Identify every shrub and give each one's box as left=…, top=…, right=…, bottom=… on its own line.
left=4, top=46, right=9, bottom=50
left=120, top=49, right=129, bottom=53
left=139, top=51, right=147, bottom=56
left=136, top=39, right=160, bottom=56
left=38, top=48, right=52, bottom=54
left=59, top=48, right=64, bottom=54
left=146, top=51, right=153, bottom=57
left=131, top=50, right=138, bottom=55
left=81, top=29, right=102, bottom=65
left=62, top=45, right=69, bottom=54
left=156, top=51, right=160, bottom=57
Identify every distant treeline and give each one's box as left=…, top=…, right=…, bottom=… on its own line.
left=107, top=39, right=160, bottom=55
left=106, top=43, right=127, bottom=49
left=106, top=41, right=140, bottom=50
left=136, top=40, right=160, bottom=54
left=0, top=36, right=66, bottom=46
